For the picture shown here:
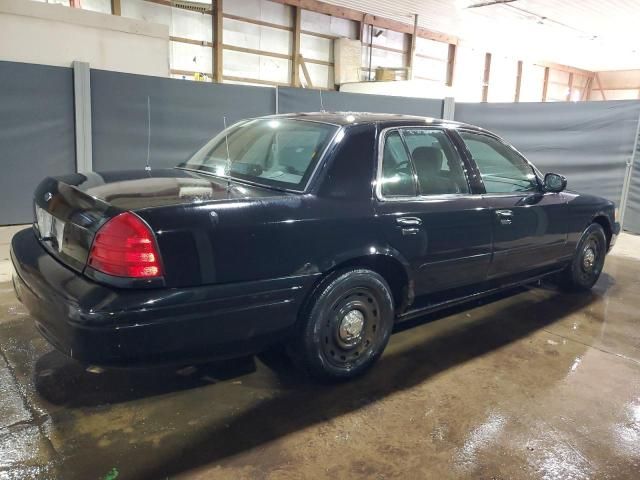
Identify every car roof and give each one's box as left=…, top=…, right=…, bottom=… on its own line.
left=260, top=111, right=485, bottom=131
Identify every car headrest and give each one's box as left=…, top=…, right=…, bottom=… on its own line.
left=412, top=146, right=443, bottom=174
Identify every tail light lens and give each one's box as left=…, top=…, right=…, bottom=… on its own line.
left=87, top=212, right=163, bottom=278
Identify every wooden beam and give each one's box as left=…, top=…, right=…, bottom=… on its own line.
left=595, top=73, right=606, bottom=100
left=292, top=6, right=301, bottom=87
left=111, top=0, right=121, bottom=15
left=482, top=52, right=491, bottom=102
left=299, top=54, right=313, bottom=88
left=534, top=61, right=593, bottom=77
left=224, top=75, right=289, bottom=87
left=213, top=0, right=223, bottom=83
left=171, top=68, right=212, bottom=77
left=224, top=44, right=291, bottom=61
left=567, top=72, right=574, bottom=101
left=170, top=36, right=214, bottom=47
left=445, top=43, right=456, bottom=87
left=407, top=14, right=418, bottom=80
left=223, top=13, right=292, bottom=32
left=581, top=75, right=593, bottom=101
left=514, top=60, right=523, bottom=102
left=542, top=66, right=550, bottom=102
left=269, top=0, right=457, bottom=45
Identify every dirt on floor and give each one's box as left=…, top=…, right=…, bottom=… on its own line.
left=0, top=251, right=639, bottom=479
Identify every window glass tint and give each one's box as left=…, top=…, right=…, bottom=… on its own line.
left=403, top=129, right=469, bottom=195
left=381, top=131, right=416, bottom=197
left=184, top=119, right=337, bottom=189
left=459, top=131, right=538, bottom=193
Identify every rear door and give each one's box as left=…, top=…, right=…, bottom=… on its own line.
left=374, top=127, right=492, bottom=297
left=454, top=129, right=568, bottom=279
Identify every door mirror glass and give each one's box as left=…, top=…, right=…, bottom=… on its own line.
left=543, top=173, right=567, bottom=193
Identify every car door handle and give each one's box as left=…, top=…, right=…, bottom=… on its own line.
left=396, top=217, right=422, bottom=227
left=396, top=217, right=422, bottom=235
left=495, top=209, right=513, bottom=225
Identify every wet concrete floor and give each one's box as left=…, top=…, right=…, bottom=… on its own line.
left=0, top=253, right=639, bottom=479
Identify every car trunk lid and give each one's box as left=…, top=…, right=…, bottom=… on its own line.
left=33, top=168, right=286, bottom=275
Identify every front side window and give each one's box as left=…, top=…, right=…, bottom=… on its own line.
left=183, top=119, right=338, bottom=190
left=402, top=129, right=469, bottom=195
left=459, top=131, right=538, bottom=194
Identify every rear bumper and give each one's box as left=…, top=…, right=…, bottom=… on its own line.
left=11, top=228, right=319, bottom=367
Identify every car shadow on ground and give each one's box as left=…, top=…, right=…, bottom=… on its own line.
left=147, top=286, right=604, bottom=479
left=32, top=278, right=610, bottom=479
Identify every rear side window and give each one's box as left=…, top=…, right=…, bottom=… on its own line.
left=459, top=131, right=538, bottom=193
left=380, top=131, right=416, bottom=197
left=402, top=129, right=469, bottom=195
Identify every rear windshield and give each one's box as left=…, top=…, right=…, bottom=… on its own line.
left=182, top=119, right=339, bottom=190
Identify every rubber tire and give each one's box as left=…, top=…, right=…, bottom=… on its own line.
left=289, top=268, right=394, bottom=381
left=558, top=223, right=607, bottom=292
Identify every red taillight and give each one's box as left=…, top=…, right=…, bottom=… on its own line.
left=88, top=212, right=163, bottom=278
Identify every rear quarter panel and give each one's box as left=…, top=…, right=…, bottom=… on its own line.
left=137, top=124, right=386, bottom=289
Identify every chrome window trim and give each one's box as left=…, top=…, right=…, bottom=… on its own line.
left=375, top=125, right=474, bottom=202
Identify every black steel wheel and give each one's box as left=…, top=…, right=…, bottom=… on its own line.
left=290, top=268, right=394, bottom=381
left=559, top=223, right=607, bottom=292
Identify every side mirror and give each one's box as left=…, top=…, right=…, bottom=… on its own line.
left=543, top=173, right=567, bottom=193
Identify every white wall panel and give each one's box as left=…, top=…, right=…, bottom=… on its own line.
left=81, top=0, right=111, bottom=14
left=171, top=8, right=211, bottom=42
left=520, top=63, right=544, bottom=102
left=224, top=18, right=291, bottom=55
left=225, top=0, right=291, bottom=27
left=302, top=63, right=333, bottom=89
left=413, top=57, right=446, bottom=82
left=300, top=33, right=332, bottom=62
left=170, top=42, right=212, bottom=74
left=453, top=45, right=484, bottom=102
left=415, top=37, right=448, bottom=60
left=224, top=50, right=290, bottom=84
left=488, top=55, right=517, bottom=102
left=301, top=9, right=357, bottom=38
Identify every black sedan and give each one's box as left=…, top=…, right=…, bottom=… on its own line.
left=11, top=113, right=620, bottom=380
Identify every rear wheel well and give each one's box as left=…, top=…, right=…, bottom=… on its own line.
left=592, top=216, right=612, bottom=249
left=336, top=256, right=409, bottom=312
left=303, top=256, right=410, bottom=319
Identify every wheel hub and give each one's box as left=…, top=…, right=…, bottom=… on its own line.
left=338, top=309, right=365, bottom=343
left=583, top=247, right=596, bottom=270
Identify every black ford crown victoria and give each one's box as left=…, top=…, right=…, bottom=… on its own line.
left=11, top=113, right=620, bottom=380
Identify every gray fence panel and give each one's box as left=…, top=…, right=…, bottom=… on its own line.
left=454, top=101, right=640, bottom=206
left=0, top=61, right=76, bottom=225
left=91, top=70, right=276, bottom=171
left=626, top=163, right=640, bottom=234
left=278, top=87, right=443, bottom=118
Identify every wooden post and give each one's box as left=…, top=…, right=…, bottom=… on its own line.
left=407, top=14, right=418, bottom=80
left=567, top=72, right=574, bottom=101
left=111, top=0, right=121, bottom=15
left=514, top=60, right=523, bottom=102
left=292, top=6, right=301, bottom=87
left=595, top=73, right=607, bottom=100
left=581, top=76, right=593, bottom=101
left=482, top=52, right=491, bottom=102
left=213, top=0, right=223, bottom=83
left=542, top=66, right=550, bottom=101
left=299, top=55, right=313, bottom=88
left=445, top=43, right=456, bottom=87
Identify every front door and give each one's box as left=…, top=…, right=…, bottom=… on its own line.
left=455, top=130, right=568, bottom=279
left=374, top=127, right=493, bottom=297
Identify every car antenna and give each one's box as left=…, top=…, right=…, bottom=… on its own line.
left=223, top=115, right=232, bottom=194
left=319, top=89, right=325, bottom=112
left=145, top=96, right=151, bottom=172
